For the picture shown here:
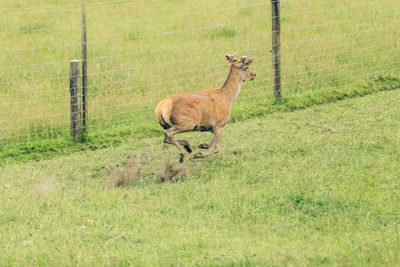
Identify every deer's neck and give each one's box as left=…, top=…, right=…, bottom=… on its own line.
left=219, top=67, right=242, bottom=104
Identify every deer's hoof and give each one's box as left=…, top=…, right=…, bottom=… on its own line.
left=193, top=152, right=204, bottom=159
left=179, top=153, right=186, bottom=163
left=184, top=144, right=193, bottom=153
left=198, top=143, right=209, bottom=149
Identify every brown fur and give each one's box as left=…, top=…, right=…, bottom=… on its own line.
left=155, top=54, right=256, bottom=162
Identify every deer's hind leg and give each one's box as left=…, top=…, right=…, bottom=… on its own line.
left=163, top=125, right=195, bottom=163
left=163, top=135, right=192, bottom=153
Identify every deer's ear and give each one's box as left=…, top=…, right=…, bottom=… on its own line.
left=240, top=56, right=254, bottom=66
left=225, top=53, right=237, bottom=63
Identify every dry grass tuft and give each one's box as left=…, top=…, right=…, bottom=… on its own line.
left=155, top=156, right=188, bottom=183
left=109, top=154, right=142, bottom=187
left=33, top=181, right=53, bottom=196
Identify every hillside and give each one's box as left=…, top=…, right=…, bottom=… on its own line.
left=1, top=90, right=399, bottom=266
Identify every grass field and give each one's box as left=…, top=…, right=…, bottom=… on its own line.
left=1, top=90, right=400, bottom=266
left=1, top=0, right=400, bottom=153
left=1, top=1, right=400, bottom=265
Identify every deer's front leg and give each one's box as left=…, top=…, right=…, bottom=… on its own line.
left=193, top=127, right=222, bottom=159
left=198, top=135, right=215, bottom=149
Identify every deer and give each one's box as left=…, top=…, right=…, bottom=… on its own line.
left=155, top=54, right=256, bottom=163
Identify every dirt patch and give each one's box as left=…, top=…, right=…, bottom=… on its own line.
left=109, top=154, right=142, bottom=187
left=155, top=156, right=188, bottom=183
left=109, top=153, right=189, bottom=186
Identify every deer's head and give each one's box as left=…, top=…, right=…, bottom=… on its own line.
left=225, top=54, right=256, bottom=82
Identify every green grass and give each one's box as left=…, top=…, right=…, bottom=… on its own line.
left=1, top=2, right=400, bottom=263
left=1, top=74, right=399, bottom=163
left=1, top=90, right=400, bottom=266
left=1, top=0, right=400, bottom=151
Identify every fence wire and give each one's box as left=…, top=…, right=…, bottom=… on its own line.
left=0, top=0, right=399, bottom=148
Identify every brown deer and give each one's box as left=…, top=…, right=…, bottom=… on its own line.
left=155, top=54, right=256, bottom=163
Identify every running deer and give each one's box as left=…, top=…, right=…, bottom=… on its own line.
left=155, top=54, right=256, bottom=163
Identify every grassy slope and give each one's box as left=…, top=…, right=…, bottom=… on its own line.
left=1, top=90, right=400, bottom=266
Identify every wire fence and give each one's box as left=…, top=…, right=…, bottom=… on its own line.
left=1, top=0, right=399, bottom=148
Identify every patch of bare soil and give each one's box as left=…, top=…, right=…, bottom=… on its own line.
left=109, top=154, right=142, bottom=187
left=155, top=156, right=188, bottom=183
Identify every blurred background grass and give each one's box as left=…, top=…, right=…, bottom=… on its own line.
left=1, top=0, right=399, bottom=148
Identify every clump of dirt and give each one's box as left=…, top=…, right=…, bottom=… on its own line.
left=109, top=154, right=142, bottom=187
left=155, top=156, right=188, bottom=183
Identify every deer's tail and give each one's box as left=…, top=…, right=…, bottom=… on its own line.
left=155, top=98, right=173, bottom=129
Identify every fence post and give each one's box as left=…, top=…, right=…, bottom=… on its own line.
left=81, top=3, right=88, bottom=135
left=271, top=0, right=281, bottom=98
left=70, top=60, right=81, bottom=140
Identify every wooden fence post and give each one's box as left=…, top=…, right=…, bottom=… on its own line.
left=81, top=3, right=88, bottom=135
left=70, top=60, right=81, bottom=140
left=271, top=0, right=281, bottom=98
